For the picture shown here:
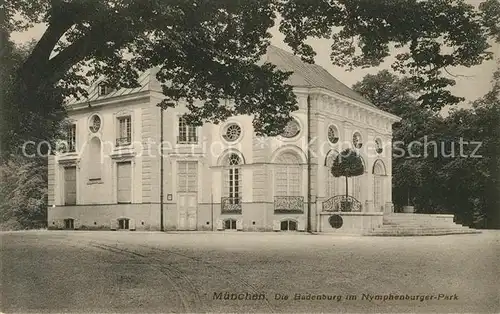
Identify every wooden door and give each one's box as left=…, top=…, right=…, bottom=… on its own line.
left=177, top=161, right=198, bottom=230
left=177, top=193, right=197, bottom=230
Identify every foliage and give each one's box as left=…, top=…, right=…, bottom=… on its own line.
left=0, top=156, right=48, bottom=230
left=353, top=70, right=441, bottom=208
left=433, top=72, right=500, bottom=227
left=2, top=0, right=499, bottom=158
left=331, top=149, right=364, bottom=199
left=331, top=149, right=365, bottom=178
left=353, top=64, right=500, bottom=228
left=1, top=36, right=69, bottom=159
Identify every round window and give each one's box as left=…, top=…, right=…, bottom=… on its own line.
left=89, top=115, right=101, bottom=133
left=327, top=125, right=339, bottom=144
left=375, top=138, right=383, bottom=154
left=222, top=123, right=241, bottom=142
left=352, top=132, right=362, bottom=148
left=281, top=119, right=300, bottom=138
left=329, top=215, right=343, bottom=229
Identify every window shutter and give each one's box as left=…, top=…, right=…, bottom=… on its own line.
left=110, top=219, right=118, bottom=230
left=272, top=220, right=281, bottom=231
left=236, top=219, right=243, bottom=231
left=216, top=219, right=224, bottom=230
left=129, top=219, right=136, bottom=231
left=297, top=221, right=306, bottom=231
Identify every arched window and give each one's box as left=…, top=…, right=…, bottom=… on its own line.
left=224, top=218, right=237, bottom=230
left=280, top=219, right=297, bottom=231
left=88, top=137, right=102, bottom=180
left=325, top=152, right=342, bottom=198
left=275, top=152, right=301, bottom=196
left=118, top=218, right=130, bottom=230
left=64, top=218, right=74, bottom=229
left=373, top=160, right=386, bottom=212
left=223, top=153, right=242, bottom=205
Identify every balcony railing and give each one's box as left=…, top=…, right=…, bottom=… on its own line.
left=116, top=137, right=131, bottom=147
left=177, top=136, right=198, bottom=144
left=274, top=196, right=304, bottom=213
left=221, top=197, right=242, bottom=214
left=322, top=195, right=362, bottom=212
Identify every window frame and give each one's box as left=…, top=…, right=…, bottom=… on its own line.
left=223, top=154, right=242, bottom=203
left=274, top=152, right=302, bottom=197
left=66, top=123, right=76, bottom=153
left=116, top=115, right=132, bottom=147
left=177, top=116, right=198, bottom=144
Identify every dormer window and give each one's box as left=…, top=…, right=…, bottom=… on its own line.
left=98, top=83, right=112, bottom=96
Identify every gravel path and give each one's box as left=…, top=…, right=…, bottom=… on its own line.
left=1, top=231, right=498, bottom=313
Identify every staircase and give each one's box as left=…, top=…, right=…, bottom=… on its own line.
left=364, top=213, right=481, bottom=236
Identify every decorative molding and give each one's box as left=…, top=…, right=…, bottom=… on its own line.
left=114, top=109, right=134, bottom=118
left=57, top=154, right=80, bottom=167
left=87, top=180, right=104, bottom=185
left=68, top=91, right=151, bottom=111
left=110, top=149, right=136, bottom=160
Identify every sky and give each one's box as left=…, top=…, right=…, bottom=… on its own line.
left=10, top=2, right=499, bottom=114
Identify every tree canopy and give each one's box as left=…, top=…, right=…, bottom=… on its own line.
left=353, top=63, right=500, bottom=228
left=331, top=149, right=365, bottom=178
left=2, top=0, right=499, bottom=158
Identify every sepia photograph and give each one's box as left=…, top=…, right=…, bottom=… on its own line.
left=1, top=0, right=499, bottom=313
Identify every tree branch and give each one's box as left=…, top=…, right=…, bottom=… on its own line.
left=18, top=1, right=97, bottom=87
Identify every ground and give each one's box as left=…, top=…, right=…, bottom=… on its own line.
left=1, top=231, right=498, bottom=313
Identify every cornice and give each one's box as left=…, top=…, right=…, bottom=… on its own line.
left=66, top=90, right=151, bottom=111
left=294, top=86, right=401, bottom=123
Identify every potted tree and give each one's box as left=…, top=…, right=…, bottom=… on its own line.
left=330, top=148, right=364, bottom=211
left=403, top=188, right=416, bottom=213
left=395, top=158, right=422, bottom=213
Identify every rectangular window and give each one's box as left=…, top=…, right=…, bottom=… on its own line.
left=66, top=124, right=76, bottom=153
left=64, top=166, right=77, bottom=205
left=117, top=116, right=132, bottom=146
left=224, top=167, right=242, bottom=203
left=117, top=162, right=132, bottom=203
left=177, top=161, right=198, bottom=192
left=177, top=117, right=198, bottom=144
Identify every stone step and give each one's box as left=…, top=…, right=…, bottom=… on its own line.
left=364, top=228, right=480, bottom=236
left=366, top=213, right=480, bottom=236
left=372, top=226, right=473, bottom=232
left=383, top=217, right=455, bottom=222
left=382, top=223, right=465, bottom=228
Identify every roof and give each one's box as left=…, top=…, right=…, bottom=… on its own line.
left=262, top=45, right=374, bottom=106
left=68, top=45, right=374, bottom=107
left=66, top=68, right=156, bottom=105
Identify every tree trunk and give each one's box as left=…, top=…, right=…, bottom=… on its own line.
left=345, top=176, right=348, bottom=198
